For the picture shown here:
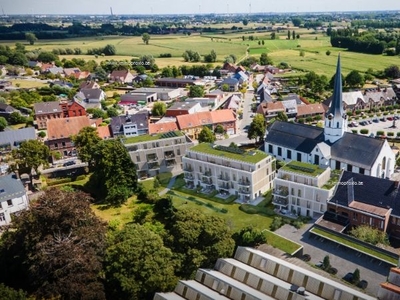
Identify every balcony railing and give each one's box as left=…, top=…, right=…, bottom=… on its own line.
left=238, top=189, right=251, bottom=195
left=164, top=152, right=175, bottom=159
left=218, top=175, right=230, bottom=181
left=272, top=197, right=289, bottom=206
left=238, top=180, right=251, bottom=187
left=218, top=184, right=230, bottom=190
left=184, top=174, right=194, bottom=180
left=272, top=189, right=289, bottom=198
left=148, top=163, right=160, bottom=170
left=146, top=155, right=158, bottom=162
left=184, top=167, right=193, bottom=172
left=202, top=178, right=213, bottom=185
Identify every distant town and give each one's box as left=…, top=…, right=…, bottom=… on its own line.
left=0, top=9, right=400, bottom=300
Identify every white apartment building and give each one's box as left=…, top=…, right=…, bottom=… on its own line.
left=273, top=161, right=339, bottom=219
left=182, top=144, right=275, bottom=202
left=0, top=174, right=29, bottom=226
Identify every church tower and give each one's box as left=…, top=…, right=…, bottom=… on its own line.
left=324, top=55, right=347, bottom=143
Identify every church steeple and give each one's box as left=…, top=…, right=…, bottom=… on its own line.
left=324, top=54, right=347, bottom=143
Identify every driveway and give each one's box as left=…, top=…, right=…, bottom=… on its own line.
left=274, top=223, right=391, bottom=298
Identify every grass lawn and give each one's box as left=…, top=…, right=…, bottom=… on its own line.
left=8, top=78, right=48, bottom=89
left=92, top=199, right=135, bottom=227
left=264, top=231, right=302, bottom=255
left=311, top=227, right=398, bottom=265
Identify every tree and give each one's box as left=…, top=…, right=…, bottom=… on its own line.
left=38, top=131, right=46, bottom=138
left=242, top=19, right=249, bottom=26
left=260, top=53, right=273, bottom=65
left=104, top=224, right=177, bottom=300
left=198, top=127, right=216, bottom=143
left=248, top=114, right=266, bottom=142
left=188, top=85, right=205, bottom=97
left=221, top=84, right=230, bottom=92
left=12, top=139, right=49, bottom=176
left=165, top=208, right=235, bottom=278
left=384, top=65, right=400, bottom=79
left=322, top=255, right=331, bottom=270
left=276, top=111, right=288, bottom=122
left=232, top=226, right=267, bottom=248
left=89, top=139, right=138, bottom=205
left=299, top=50, right=305, bottom=57
left=345, top=70, right=365, bottom=87
left=287, top=30, right=291, bottom=40
left=72, top=126, right=102, bottom=168
left=151, top=102, right=167, bottom=117
left=142, top=33, right=150, bottom=45
left=25, top=32, right=37, bottom=45
left=0, top=189, right=107, bottom=299
left=292, top=30, right=296, bottom=40
left=106, top=107, right=119, bottom=118
left=15, top=42, right=25, bottom=53
left=0, top=283, right=28, bottom=300
left=353, top=268, right=360, bottom=284
left=0, top=116, right=7, bottom=131
left=214, top=124, right=225, bottom=135
left=270, top=32, right=276, bottom=40
left=326, top=50, right=331, bottom=56
left=94, top=66, right=108, bottom=81
left=103, top=44, right=116, bottom=56
left=92, top=108, right=107, bottom=119
left=292, top=18, right=302, bottom=27
left=37, top=51, right=58, bottom=63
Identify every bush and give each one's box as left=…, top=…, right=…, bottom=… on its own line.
left=397, top=132, right=400, bottom=137
left=328, top=267, right=338, bottom=275
left=360, top=129, right=369, bottom=134
left=376, top=131, right=384, bottom=136
left=270, top=216, right=284, bottom=231
left=388, top=132, right=394, bottom=137
left=351, top=130, right=357, bottom=134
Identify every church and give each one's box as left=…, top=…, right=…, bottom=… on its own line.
left=264, top=56, right=396, bottom=178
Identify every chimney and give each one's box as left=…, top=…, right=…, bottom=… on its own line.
left=347, top=177, right=354, bottom=205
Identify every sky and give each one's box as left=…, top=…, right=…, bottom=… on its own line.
left=1, top=0, right=399, bottom=15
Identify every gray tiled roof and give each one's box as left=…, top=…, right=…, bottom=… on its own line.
left=0, top=127, right=36, bottom=149
left=0, top=173, right=26, bottom=202
left=34, top=101, right=61, bottom=114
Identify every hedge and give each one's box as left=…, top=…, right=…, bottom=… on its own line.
left=360, top=129, right=369, bottom=134
left=376, top=131, right=385, bottom=136
left=351, top=130, right=357, bottom=134
left=388, top=132, right=394, bottom=137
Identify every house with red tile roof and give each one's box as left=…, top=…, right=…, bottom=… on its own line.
left=148, top=121, right=179, bottom=134
left=296, top=103, right=325, bottom=120
left=256, top=101, right=285, bottom=121
left=176, top=109, right=236, bottom=139
left=109, top=70, right=135, bottom=83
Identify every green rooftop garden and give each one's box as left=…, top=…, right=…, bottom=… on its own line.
left=322, top=169, right=342, bottom=190
left=123, top=131, right=183, bottom=144
left=281, top=161, right=325, bottom=177
left=189, top=143, right=269, bottom=164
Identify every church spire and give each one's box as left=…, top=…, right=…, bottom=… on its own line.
left=327, top=54, right=344, bottom=118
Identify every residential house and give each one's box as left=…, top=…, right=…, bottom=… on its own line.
left=221, top=62, right=237, bottom=73
left=50, top=80, right=73, bottom=89
left=155, top=247, right=375, bottom=300
left=233, top=71, right=249, bottom=84
left=64, top=67, right=81, bottom=78
left=124, top=131, right=194, bottom=178
left=296, top=103, right=325, bottom=120
left=319, top=171, right=400, bottom=240
left=183, top=143, right=275, bottom=202
left=133, top=87, right=182, bottom=101
left=79, top=81, right=100, bottom=90
left=59, top=100, right=86, bottom=118
left=205, top=89, right=226, bottom=102
left=74, top=88, right=106, bottom=110
left=184, top=97, right=219, bottom=109
left=219, top=78, right=239, bottom=92
left=222, top=94, right=241, bottom=111
left=281, top=99, right=298, bottom=118
left=40, top=63, right=55, bottom=73
left=34, top=101, right=64, bottom=130
left=265, top=56, right=396, bottom=178
left=148, top=120, right=179, bottom=135
left=0, top=174, right=29, bottom=226
left=0, top=103, right=17, bottom=120
left=155, top=78, right=200, bottom=88
left=165, top=102, right=202, bottom=117
left=323, top=91, right=366, bottom=112
left=28, top=61, right=42, bottom=69
left=46, top=116, right=94, bottom=157
left=0, top=127, right=36, bottom=155
left=47, top=67, right=64, bottom=75
left=273, top=161, right=338, bottom=218
left=110, top=111, right=149, bottom=137
left=256, top=101, right=285, bottom=121
left=109, top=70, right=135, bottom=83
left=250, top=63, right=267, bottom=72
left=96, top=126, right=112, bottom=140
left=176, top=110, right=236, bottom=139
left=0, top=81, right=12, bottom=90
left=363, top=87, right=397, bottom=108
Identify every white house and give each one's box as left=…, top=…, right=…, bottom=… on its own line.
left=265, top=55, right=396, bottom=179
left=0, top=174, right=29, bottom=226
left=273, top=161, right=339, bottom=218
left=183, top=144, right=276, bottom=202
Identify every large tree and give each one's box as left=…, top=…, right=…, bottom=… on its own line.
left=104, top=224, right=177, bottom=300
left=11, top=139, right=49, bottom=176
left=151, top=102, right=167, bottom=116
left=188, top=85, right=205, bottom=97
left=0, top=189, right=107, bottom=299
left=345, top=70, right=365, bottom=87
left=25, top=32, right=37, bottom=45
left=259, top=53, right=273, bottom=65
left=165, top=208, right=235, bottom=278
left=0, top=116, right=7, bottom=131
left=247, top=113, right=266, bottom=142
left=142, top=33, right=150, bottom=45
left=198, top=127, right=216, bottom=143
left=72, top=126, right=102, bottom=169
left=89, top=139, right=138, bottom=205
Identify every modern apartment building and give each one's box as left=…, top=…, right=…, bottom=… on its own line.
left=123, top=131, right=194, bottom=178
left=182, top=144, right=275, bottom=202
left=273, top=161, right=339, bottom=219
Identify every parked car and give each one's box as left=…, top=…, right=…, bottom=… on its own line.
left=359, top=121, right=366, bottom=126
left=357, top=280, right=368, bottom=289
left=351, top=121, right=359, bottom=127
left=373, top=118, right=379, bottom=123
left=300, top=254, right=311, bottom=262
left=394, top=116, right=400, bottom=120
left=315, top=261, right=323, bottom=268
left=63, top=161, right=76, bottom=167
left=387, top=117, right=393, bottom=121
left=369, top=133, right=375, bottom=138
left=380, top=117, right=386, bottom=122
left=367, top=120, right=372, bottom=124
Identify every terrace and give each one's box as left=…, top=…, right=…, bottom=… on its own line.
left=280, top=161, right=325, bottom=177
left=188, top=143, right=269, bottom=164
left=123, top=131, right=183, bottom=145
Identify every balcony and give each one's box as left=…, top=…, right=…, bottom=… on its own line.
left=184, top=173, right=194, bottom=180
left=238, top=179, right=251, bottom=187
left=184, top=166, right=193, bottom=172
left=166, top=159, right=176, bottom=167
left=202, top=177, right=213, bottom=185
left=272, top=197, right=289, bottom=207
left=238, top=189, right=251, bottom=195
left=272, top=188, right=289, bottom=198
left=202, top=171, right=212, bottom=177
left=164, top=151, right=175, bottom=159
left=218, top=175, right=230, bottom=182
left=146, top=154, right=158, bottom=162
left=148, top=162, right=160, bottom=170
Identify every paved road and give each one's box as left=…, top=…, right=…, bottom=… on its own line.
left=350, top=117, right=399, bottom=136
left=275, top=223, right=390, bottom=298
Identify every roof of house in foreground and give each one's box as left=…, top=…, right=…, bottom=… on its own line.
left=188, top=143, right=269, bottom=164
left=0, top=173, right=26, bottom=202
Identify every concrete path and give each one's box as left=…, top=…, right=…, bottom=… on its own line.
left=158, top=172, right=180, bottom=196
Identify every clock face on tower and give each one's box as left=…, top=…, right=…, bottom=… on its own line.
left=343, top=114, right=347, bottom=119
left=327, top=113, right=333, bottom=120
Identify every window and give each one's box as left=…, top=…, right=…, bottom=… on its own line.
left=61, top=142, right=66, bottom=147
left=0, top=213, right=5, bottom=222
left=315, top=194, right=320, bottom=202
left=296, top=198, right=300, bottom=206
left=337, top=122, right=339, bottom=128
left=268, top=144, right=273, bottom=153
left=199, top=166, right=202, bottom=173
left=335, top=160, right=341, bottom=170
left=277, top=147, right=282, bottom=156
left=320, top=204, right=324, bottom=212
left=297, top=153, right=301, bottom=162
left=347, top=164, right=352, bottom=172
left=233, top=174, right=236, bottom=181
left=291, top=188, right=294, bottom=195
left=307, top=201, right=311, bottom=209
left=298, top=189, right=301, bottom=197
left=359, top=168, right=365, bottom=175
left=7, top=200, right=12, bottom=206
left=177, top=149, right=181, bottom=156
left=287, top=150, right=292, bottom=159
left=54, top=143, right=58, bottom=148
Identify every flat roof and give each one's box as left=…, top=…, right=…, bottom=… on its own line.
left=179, top=280, right=230, bottom=300
left=123, top=131, right=183, bottom=144
left=281, top=161, right=326, bottom=177
left=315, top=217, right=348, bottom=233
left=189, top=143, right=269, bottom=164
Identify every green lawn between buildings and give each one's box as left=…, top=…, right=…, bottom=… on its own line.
left=310, top=227, right=398, bottom=266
